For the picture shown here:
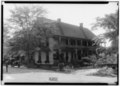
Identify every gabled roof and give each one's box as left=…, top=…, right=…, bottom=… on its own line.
left=56, top=22, right=85, bottom=38
left=36, top=17, right=96, bottom=40
left=54, top=21, right=96, bottom=40
left=82, top=27, right=96, bottom=39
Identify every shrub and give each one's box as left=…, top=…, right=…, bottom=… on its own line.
left=92, top=66, right=117, bottom=77
left=95, top=53, right=117, bottom=66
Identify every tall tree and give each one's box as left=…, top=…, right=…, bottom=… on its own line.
left=4, top=5, right=54, bottom=65
left=3, top=23, right=12, bottom=57
left=92, top=10, right=118, bottom=51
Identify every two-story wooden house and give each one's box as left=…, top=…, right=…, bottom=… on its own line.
left=33, top=18, right=97, bottom=66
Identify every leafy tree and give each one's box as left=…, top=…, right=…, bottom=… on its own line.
left=92, top=10, right=118, bottom=51
left=4, top=5, right=54, bottom=65
left=3, top=23, right=13, bottom=58
left=92, top=34, right=106, bottom=46
left=92, top=11, right=118, bottom=68
left=8, top=5, right=47, bottom=30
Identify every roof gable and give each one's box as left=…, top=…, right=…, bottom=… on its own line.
left=55, top=22, right=96, bottom=40
left=36, top=17, right=96, bottom=40
left=57, top=22, right=86, bottom=39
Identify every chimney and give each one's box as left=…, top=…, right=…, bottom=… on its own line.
left=80, top=23, right=83, bottom=28
left=57, top=18, right=61, bottom=22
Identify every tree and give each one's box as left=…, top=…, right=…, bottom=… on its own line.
left=4, top=5, right=54, bottom=65
left=92, top=34, right=106, bottom=46
left=92, top=11, right=118, bottom=68
left=8, top=5, right=47, bottom=30
left=92, top=10, right=118, bottom=51
left=3, top=23, right=13, bottom=58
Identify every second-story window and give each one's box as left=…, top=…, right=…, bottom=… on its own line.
left=77, top=40, right=81, bottom=46
left=87, top=41, right=90, bottom=46
left=61, top=38, right=64, bottom=45
left=82, top=40, right=88, bottom=46
left=65, top=39, right=68, bottom=45
left=73, top=40, right=76, bottom=46
left=82, top=40, right=85, bottom=46
left=86, top=41, right=88, bottom=46
left=70, top=39, right=72, bottom=45
left=53, top=36, right=59, bottom=43
left=61, top=38, right=68, bottom=45
left=70, top=39, right=76, bottom=46
left=89, top=41, right=92, bottom=46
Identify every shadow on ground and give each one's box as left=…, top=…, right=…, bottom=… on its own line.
left=3, top=66, right=74, bottom=74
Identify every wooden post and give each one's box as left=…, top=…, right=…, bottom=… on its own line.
left=59, top=36, right=61, bottom=44
left=75, top=49, right=78, bottom=60
left=58, top=49, right=61, bottom=63
left=45, top=51, right=49, bottom=63
left=86, top=41, right=88, bottom=46
left=71, top=51, right=73, bottom=63
left=38, top=51, right=41, bottom=63
left=66, top=51, right=68, bottom=63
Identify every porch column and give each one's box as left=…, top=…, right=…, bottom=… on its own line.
left=86, top=41, right=88, bottom=46
left=34, top=51, right=39, bottom=63
left=77, top=50, right=80, bottom=60
left=58, top=49, right=61, bottom=62
left=63, top=51, right=66, bottom=62
left=58, top=36, right=61, bottom=44
left=79, top=50, right=81, bottom=60
left=45, top=51, right=49, bottom=63
left=68, top=52, right=71, bottom=62
left=71, top=52, right=74, bottom=63
left=49, top=51, right=54, bottom=64
left=66, top=52, right=69, bottom=63
left=38, top=51, right=41, bottom=63
left=81, top=49, right=83, bottom=57
left=75, top=49, right=77, bottom=61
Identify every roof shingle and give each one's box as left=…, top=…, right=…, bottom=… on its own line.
left=37, top=17, right=96, bottom=40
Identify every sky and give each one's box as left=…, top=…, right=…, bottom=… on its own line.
left=3, top=2, right=118, bottom=47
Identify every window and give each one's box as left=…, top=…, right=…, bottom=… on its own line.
left=82, top=40, right=88, bottom=46
left=53, top=36, right=59, bottom=43
left=61, top=38, right=64, bottom=44
left=88, top=41, right=93, bottom=46
left=77, top=40, right=81, bottom=46
left=61, top=38, right=68, bottom=45
left=82, top=40, right=86, bottom=46
left=65, top=39, right=68, bottom=45
left=88, top=41, right=91, bottom=46
left=73, top=40, right=76, bottom=45
left=70, top=39, right=76, bottom=46
left=70, top=39, right=72, bottom=45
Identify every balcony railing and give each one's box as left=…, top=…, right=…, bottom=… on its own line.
left=59, top=44, right=97, bottom=49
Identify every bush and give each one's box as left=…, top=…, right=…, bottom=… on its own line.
left=92, top=66, right=117, bottom=77
left=81, top=55, right=98, bottom=66
left=95, top=53, right=117, bottom=66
